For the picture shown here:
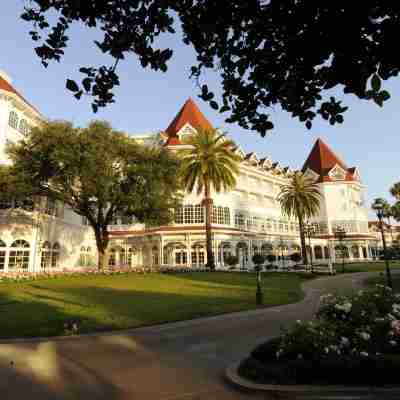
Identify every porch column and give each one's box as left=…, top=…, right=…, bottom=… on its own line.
left=160, top=236, right=164, bottom=266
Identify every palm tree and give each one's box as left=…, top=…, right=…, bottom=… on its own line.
left=390, top=182, right=400, bottom=200
left=391, top=202, right=400, bottom=223
left=179, top=129, right=241, bottom=269
left=278, top=172, right=322, bottom=266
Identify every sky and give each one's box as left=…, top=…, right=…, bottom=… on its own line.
left=0, top=2, right=398, bottom=217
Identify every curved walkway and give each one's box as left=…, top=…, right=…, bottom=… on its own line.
left=0, top=272, right=379, bottom=400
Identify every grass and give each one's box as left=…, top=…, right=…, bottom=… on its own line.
left=0, top=271, right=314, bottom=339
left=334, top=261, right=400, bottom=274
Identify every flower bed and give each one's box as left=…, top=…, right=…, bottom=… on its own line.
left=0, top=266, right=211, bottom=283
left=239, top=284, right=400, bottom=386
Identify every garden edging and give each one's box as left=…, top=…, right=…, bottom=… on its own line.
left=225, top=361, right=400, bottom=396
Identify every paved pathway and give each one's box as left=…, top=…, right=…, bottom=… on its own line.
left=0, top=272, right=375, bottom=400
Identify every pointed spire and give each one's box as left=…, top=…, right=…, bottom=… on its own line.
left=302, top=138, right=356, bottom=182
left=165, top=98, right=213, bottom=137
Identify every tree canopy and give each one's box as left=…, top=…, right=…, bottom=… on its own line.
left=22, top=1, right=398, bottom=136
left=6, top=120, right=182, bottom=268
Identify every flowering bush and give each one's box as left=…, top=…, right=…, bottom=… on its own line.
left=276, top=285, right=400, bottom=361
left=240, top=284, right=400, bottom=386
left=0, top=265, right=211, bottom=284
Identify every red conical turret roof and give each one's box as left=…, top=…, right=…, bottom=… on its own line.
left=165, top=98, right=213, bottom=137
left=302, top=138, right=356, bottom=182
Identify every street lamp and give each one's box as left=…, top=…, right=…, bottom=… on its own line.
left=333, top=226, right=347, bottom=273
left=304, top=222, right=316, bottom=273
left=278, top=237, right=286, bottom=270
left=373, top=201, right=393, bottom=288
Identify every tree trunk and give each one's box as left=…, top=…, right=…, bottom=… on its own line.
left=298, top=217, right=308, bottom=266
left=204, top=180, right=215, bottom=270
left=95, top=228, right=109, bottom=271
left=98, top=248, right=108, bottom=270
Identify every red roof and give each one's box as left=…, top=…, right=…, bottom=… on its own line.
left=302, top=138, right=356, bottom=182
left=165, top=98, right=213, bottom=137
left=0, top=75, right=40, bottom=115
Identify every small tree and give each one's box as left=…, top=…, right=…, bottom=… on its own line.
left=252, top=254, right=265, bottom=305
left=266, top=254, right=276, bottom=265
left=224, top=254, right=238, bottom=269
left=7, top=121, right=182, bottom=270
left=290, top=253, right=302, bottom=264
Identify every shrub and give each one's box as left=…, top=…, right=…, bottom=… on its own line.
left=290, top=253, right=302, bottom=263
left=224, top=254, right=238, bottom=268
left=239, top=284, right=400, bottom=385
left=252, top=254, right=265, bottom=270
left=266, top=254, right=276, bottom=264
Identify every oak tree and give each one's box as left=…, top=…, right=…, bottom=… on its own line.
left=22, top=1, right=397, bottom=136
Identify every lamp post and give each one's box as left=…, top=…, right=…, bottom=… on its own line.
left=333, top=226, right=347, bottom=273
left=278, top=237, right=286, bottom=271
left=374, top=203, right=393, bottom=288
left=304, top=222, right=316, bottom=273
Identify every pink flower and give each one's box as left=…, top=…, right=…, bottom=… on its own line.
left=391, top=320, right=400, bottom=336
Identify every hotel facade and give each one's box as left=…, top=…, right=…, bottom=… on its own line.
left=0, top=71, right=377, bottom=273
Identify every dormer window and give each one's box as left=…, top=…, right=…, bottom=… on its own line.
left=329, top=165, right=346, bottom=181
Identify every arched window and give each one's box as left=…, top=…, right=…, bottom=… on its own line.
left=335, top=245, right=349, bottom=259
left=9, top=240, right=30, bottom=269
left=152, top=246, right=159, bottom=265
left=51, top=243, right=60, bottom=268
left=40, top=241, right=51, bottom=269
left=8, top=111, right=18, bottom=129
left=108, top=248, right=117, bottom=266
left=0, top=239, right=6, bottom=270
left=261, top=243, right=273, bottom=257
left=351, top=245, right=360, bottom=259
left=127, top=247, right=137, bottom=266
left=314, top=246, right=323, bottom=260
left=174, top=244, right=187, bottom=265
left=324, top=246, right=330, bottom=259
left=79, top=246, right=92, bottom=267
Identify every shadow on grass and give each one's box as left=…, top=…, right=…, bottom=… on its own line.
left=0, top=276, right=306, bottom=339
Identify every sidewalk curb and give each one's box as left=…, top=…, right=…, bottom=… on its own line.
left=225, top=361, right=400, bottom=397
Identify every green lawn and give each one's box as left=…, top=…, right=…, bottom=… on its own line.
left=0, top=272, right=314, bottom=339
left=334, top=261, right=400, bottom=274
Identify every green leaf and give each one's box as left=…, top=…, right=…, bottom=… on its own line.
left=66, top=79, right=79, bottom=92
left=82, top=78, right=91, bottom=92
left=380, top=90, right=391, bottom=101
left=210, top=101, right=219, bottom=110
left=373, top=94, right=383, bottom=107
left=371, top=74, right=381, bottom=92
left=336, top=115, right=344, bottom=123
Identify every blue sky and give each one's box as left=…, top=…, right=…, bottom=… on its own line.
left=1, top=2, right=398, bottom=216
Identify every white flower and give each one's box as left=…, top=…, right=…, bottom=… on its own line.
left=393, top=304, right=400, bottom=315
left=335, top=302, right=352, bottom=313
left=390, top=340, right=397, bottom=346
left=359, top=332, right=371, bottom=341
left=360, top=351, right=369, bottom=357
left=340, top=337, right=350, bottom=347
left=324, top=347, right=330, bottom=354
left=297, top=354, right=303, bottom=360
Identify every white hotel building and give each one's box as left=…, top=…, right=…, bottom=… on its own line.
left=0, top=71, right=376, bottom=272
